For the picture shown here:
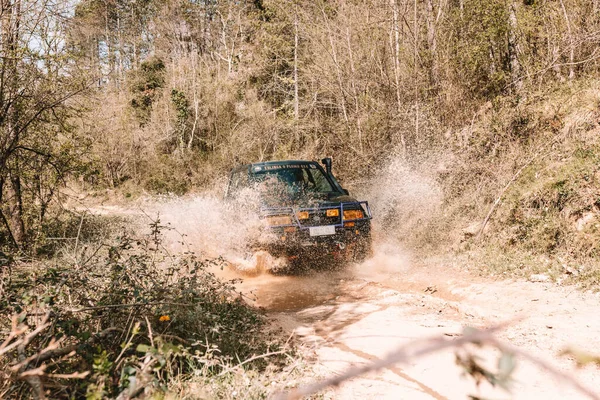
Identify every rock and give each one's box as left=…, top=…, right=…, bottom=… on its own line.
left=462, top=222, right=482, bottom=238
left=563, top=264, right=579, bottom=276
left=576, top=212, right=595, bottom=231
left=529, top=274, right=550, bottom=283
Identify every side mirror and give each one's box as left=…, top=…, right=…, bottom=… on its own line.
left=321, top=157, right=332, bottom=176
left=342, top=188, right=349, bottom=195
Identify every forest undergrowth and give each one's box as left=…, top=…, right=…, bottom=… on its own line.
left=0, top=217, right=302, bottom=399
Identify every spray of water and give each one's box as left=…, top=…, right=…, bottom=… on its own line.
left=351, top=156, right=444, bottom=279
left=147, top=156, right=442, bottom=270
left=154, top=187, right=289, bottom=275
left=363, top=157, right=442, bottom=239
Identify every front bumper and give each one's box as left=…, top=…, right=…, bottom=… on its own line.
left=259, top=201, right=372, bottom=257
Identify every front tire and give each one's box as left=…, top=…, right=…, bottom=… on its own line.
left=350, top=234, right=372, bottom=263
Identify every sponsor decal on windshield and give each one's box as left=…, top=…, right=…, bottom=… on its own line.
left=252, top=164, right=313, bottom=172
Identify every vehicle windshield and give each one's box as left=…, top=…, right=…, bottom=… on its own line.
left=251, top=165, right=335, bottom=195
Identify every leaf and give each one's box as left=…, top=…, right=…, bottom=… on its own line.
left=161, top=343, right=180, bottom=354
left=136, top=344, right=153, bottom=353
left=496, top=351, right=516, bottom=391
left=498, top=352, right=516, bottom=378
left=462, top=326, right=483, bottom=345
left=131, top=321, right=141, bottom=336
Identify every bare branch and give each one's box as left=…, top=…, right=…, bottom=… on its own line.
left=274, top=323, right=600, bottom=400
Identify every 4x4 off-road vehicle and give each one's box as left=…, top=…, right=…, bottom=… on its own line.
left=225, top=158, right=372, bottom=268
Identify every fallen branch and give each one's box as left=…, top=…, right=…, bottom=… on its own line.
left=70, top=302, right=194, bottom=313
left=18, top=344, right=46, bottom=400
left=22, top=327, right=120, bottom=369
left=487, top=337, right=600, bottom=400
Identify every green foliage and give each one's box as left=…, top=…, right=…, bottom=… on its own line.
left=141, top=154, right=197, bottom=195
left=170, top=88, right=191, bottom=151
left=499, top=140, right=600, bottom=256
left=445, top=0, right=511, bottom=98
left=0, top=222, right=289, bottom=399
left=130, top=57, right=166, bottom=123
left=249, top=0, right=295, bottom=112
left=171, top=89, right=190, bottom=125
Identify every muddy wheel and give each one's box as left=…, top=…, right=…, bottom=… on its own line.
left=350, top=235, right=373, bottom=263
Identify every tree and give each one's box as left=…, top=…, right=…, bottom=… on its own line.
left=0, top=0, right=88, bottom=249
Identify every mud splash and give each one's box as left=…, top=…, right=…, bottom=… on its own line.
left=349, top=156, right=444, bottom=282
left=148, top=156, right=445, bottom=309
left=359, top=157, right=443, bottom=242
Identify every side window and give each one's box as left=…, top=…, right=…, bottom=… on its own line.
left=308, top=169, right=332, bottom=192
left=301, top=169, right=315, bottom=189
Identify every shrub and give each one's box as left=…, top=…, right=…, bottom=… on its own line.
left=0, top=221, right=288, bottom=399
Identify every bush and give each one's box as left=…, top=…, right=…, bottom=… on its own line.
left=0, top=221, right=289, bottom=399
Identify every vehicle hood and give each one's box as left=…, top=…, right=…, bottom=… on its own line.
left=260, top=192, right=360, bottom=209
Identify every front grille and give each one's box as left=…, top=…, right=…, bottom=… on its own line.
left=298, top=209, right=341, bottom=227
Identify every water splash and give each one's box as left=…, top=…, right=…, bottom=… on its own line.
left=149, top=155, right=444, bottom=278
left=154, top=191, right=286, bottom=274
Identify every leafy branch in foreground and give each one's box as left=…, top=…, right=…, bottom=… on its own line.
left=274, top=323, right=600, bottom=400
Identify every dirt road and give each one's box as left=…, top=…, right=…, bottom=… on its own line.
left=79, top=198, right=600, bottom=399
left=228, top=245, right=600, bottom=399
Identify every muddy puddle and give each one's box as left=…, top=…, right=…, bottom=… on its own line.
left=205, top=254, right=361, bottom=312
left=233, top=270, right=348, bottom=312
left=211, top=242, right=422, bottom=313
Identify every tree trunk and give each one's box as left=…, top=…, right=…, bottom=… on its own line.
left=6, top=172, right=25, bottom=245
left=390, top=0, right=407, bottom=155
left=116, top=7, right=123, bottom=87
left=104, top=1, right=112, bottom=85
left=559, top=0, right=575, bottom=80
left=414, top=0, right=419, bottom=143
left=293, top=2, right=299, bottom=120
left=345, top=24, right=363, bottom=154
left=391, top=0, right=402, bottom=114
left=321, top=6, right=349, bottom=124
left=508, top=1, right=522, bottom=92
left=1, top=0, right=24, bottom=247
left=425, top=0, right=438, bottom=87
left=0, top=177, right=18, bottom=248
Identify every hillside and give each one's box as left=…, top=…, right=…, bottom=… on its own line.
left=3, top=0, right=600, bottom=398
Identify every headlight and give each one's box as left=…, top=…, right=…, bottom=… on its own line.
left=266, top=215, right=293, bottom=226
left=343, top=209, right=364, bottom=220
left=326, top=209, right=340, bottom=217
left=297, top=211, right=309, bottom=220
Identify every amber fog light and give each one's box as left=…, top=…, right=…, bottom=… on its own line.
left=343, top=209, right=364, bottom=220
left=326, top=209, right=340, bottom=217
left=266, top=215, right=293, bottom=226
left=297, top=211, right=309, bottom=220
